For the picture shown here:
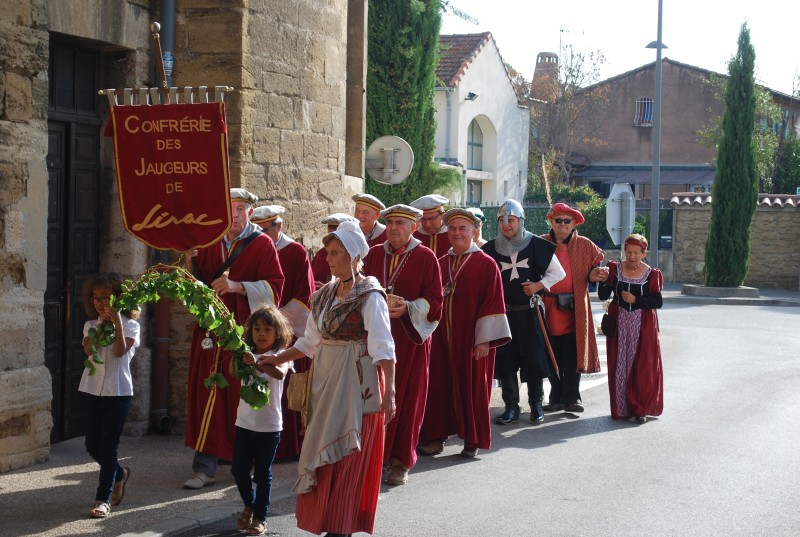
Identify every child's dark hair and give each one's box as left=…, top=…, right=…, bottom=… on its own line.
left=244, top=305, right=293, bottom=351
left=82, top=272, right=138, bottom=318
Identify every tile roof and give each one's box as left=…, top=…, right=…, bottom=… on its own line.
left=670, top=192, right=800, bottom=207
left=436, top=32, right=492, bottom=87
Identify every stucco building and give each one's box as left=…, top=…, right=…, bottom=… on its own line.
left=0, top=0, right=368, bottom=472
left=434, top=32, right=529, bottom=205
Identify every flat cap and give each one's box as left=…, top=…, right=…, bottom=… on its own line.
left=410, top=194, right=448, bottom=211
left=380, top=204, right=423, bottom=221
left=321, top=213, right=359, bottom=225
left=230, top=188, right=258, bottom=205
left=443, top=208, right=481, bottom=227
left=351, top=193, right=386, bottom=211
left=251, top=205, right=285, bottom=224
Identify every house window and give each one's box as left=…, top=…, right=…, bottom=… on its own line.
left=633, top=97, right=653, bottom=127
left=467, top=119, right=483, bottom=170
left=467, top=180, right=482, bottom=206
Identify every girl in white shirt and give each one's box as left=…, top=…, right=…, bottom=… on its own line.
left=79, top=273, right=140, bottom=519
left=232, top=305, right=292, bottom=536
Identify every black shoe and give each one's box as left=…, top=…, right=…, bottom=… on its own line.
left=530, top=401, right=544, bottom=423
left=542, top=403, right=564, bottom=412
left=495, top=406, right=520, bottom=425
left=565, top=403, right=585, bottom=413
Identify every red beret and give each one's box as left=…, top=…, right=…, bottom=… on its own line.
left=547, top=203, right=585, bottom=225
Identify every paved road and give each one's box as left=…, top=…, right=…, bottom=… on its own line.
left=177, top=303, right=800, bottom=537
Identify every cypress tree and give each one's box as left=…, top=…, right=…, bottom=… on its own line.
left=704, top=24, right=758, bottom=287
left=366, top=0, right=451, bottom=205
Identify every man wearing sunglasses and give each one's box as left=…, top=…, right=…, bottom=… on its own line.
left=482, top=199, right=565, bottom=426
left=541, top=203, right=608, bottom=414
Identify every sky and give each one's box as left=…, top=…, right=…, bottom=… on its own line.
left=441, top=0, right=800, bottom=96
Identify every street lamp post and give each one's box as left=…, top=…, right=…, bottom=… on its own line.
left=646, top=0, right=665, bottom=269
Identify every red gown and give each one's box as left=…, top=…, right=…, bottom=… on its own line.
left=363, top=223, right=387, bottom=249
left=310, top=247, right=330, bottom=290
left=362, top=239, right=443, bottom=470
left=186, top=226, right=284, bottom=461
left=598, top=261, right=664, bottom=419
left=420, top=246, right=510, bottom=450
left=274, top=236, right=315, bottom=459
left=413, top=228, right=452, bottom=258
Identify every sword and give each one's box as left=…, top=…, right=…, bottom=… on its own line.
left=530, top=294, right=559, bottom=375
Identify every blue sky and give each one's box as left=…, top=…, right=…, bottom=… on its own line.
left=442, top=0, right=800, bottom=95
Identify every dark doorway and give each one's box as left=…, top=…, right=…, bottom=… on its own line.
left=45, top=40, right=102, bottom=442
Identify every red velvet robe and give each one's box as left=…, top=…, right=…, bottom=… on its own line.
left=413, top=228, right=452, bottom=258
left=362, top=240, right=443, bottom=469
left=421, top=247, right=510, bottom=450
left=186, top=227, right=284, bottom=461
left=274, top=237, right=315, bottom=459
left=311, top=247, right=330, bottom=290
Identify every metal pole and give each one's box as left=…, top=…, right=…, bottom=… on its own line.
left=649, top=0, right=664, bottom=269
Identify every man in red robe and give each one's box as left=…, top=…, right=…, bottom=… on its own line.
left=418, top=209, right=510, bottom=457
left=252, top=204, right=315, bottom=459
left=310, top=213, right=359, bottom=289
left=183, top=188, right=284, bottom=489
left=362, top=204, right=443, bottom=486
left=540, top=203, right=606, bottom=414
left=411, top=194, right=452, bottom=258
left=352, top=193, right=387, bottom=248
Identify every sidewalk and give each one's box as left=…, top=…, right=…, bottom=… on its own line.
left=650, top=282, right=800, bottom=307
left=2, top=283, right=798, bottom=537
left=0, top=433, right=299, bottom=537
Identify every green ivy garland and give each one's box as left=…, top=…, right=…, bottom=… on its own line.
left=86, top=264, right=270, bottom=409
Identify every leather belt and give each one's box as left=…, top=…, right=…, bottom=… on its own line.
left=504, top=303, right=533, bottom=311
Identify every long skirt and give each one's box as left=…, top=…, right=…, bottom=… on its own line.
left=296, top=412, right=385, bottom=535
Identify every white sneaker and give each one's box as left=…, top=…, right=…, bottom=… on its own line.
left=183, top=472, right=215, bottom=489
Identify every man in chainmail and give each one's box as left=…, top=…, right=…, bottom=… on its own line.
left=482, top=199, right=565, bottom=425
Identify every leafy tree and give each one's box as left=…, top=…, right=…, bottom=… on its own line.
left=526, top=43, right=610, bottom=199
left=704, top=24, right=758, bottom=288
left=696, top=74, right=783, bottom=192
left=773, top=132, right=800, bottom=194
left=366, top=0, right=459, bottom=205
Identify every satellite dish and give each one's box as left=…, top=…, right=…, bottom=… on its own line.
left=365, top=135, right=414, bottom=185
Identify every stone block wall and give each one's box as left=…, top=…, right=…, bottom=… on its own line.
left=672, top=197, right=800, bottom=290
left=0, top=0, right=53, bottom=473
left=1, top=0, right=360, bottom=470
left=164, top=0, right=357, bottom=431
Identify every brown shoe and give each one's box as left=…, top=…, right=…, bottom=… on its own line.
left=460, top=446, right=479, bottom=458
left=386, top=465, right=409, bottom=486
left=236, top=507, right=253, bottom=531
left=246, top=518, right=268, bottom=535
left=110, top=467, right=130, bottom=506
left=417, top=440, right=445, bottom=456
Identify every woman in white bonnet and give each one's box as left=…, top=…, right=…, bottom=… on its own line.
left=262, top=221, right=396, bottom=536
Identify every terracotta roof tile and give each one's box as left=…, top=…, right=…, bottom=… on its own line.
left=437, top=32, right=492, bottom=87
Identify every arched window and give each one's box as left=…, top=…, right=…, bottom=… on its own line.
left=467, top=119, right=483, bottom=170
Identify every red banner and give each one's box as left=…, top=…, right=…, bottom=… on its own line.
left=109, top=102, right=232, bottom=251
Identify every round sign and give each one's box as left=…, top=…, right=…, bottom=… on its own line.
left=365, top=135, right=414, bottom=185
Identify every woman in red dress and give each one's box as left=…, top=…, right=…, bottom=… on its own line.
left=597, top=234, right=664, bottom=423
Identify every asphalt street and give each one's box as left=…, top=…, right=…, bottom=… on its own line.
left=175, top=302, right=800, bottom=537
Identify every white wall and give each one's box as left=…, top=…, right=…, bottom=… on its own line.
left=434, top=37, right=529, bottom=205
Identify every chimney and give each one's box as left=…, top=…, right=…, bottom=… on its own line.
left=531, top=52, right=559, bottom=102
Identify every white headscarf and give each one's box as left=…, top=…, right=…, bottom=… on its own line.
left=331, top=220, right=370, bottom=261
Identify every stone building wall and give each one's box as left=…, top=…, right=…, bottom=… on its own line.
left=165, top=0, right=358, bottom=433
left=1, top=0, right=360, bottom=471
left=672, top=194, right=800, bottom=290
left=0, top=0, right=55, bottom=473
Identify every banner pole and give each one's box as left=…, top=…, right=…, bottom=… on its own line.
left=151, top=22, right=168, bottom=90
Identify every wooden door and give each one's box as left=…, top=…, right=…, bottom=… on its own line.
left=45, top=41, right=101, bottom=442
